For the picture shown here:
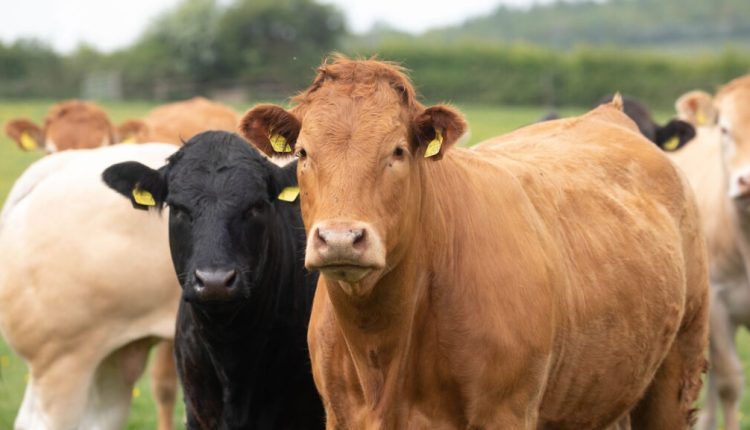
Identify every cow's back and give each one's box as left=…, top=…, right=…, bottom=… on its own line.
left=0, top=143, right=180, bottom=363
left=460, top=104, right=707, bottom=424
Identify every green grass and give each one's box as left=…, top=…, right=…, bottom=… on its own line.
left=0, top=100, right=748, bottom=427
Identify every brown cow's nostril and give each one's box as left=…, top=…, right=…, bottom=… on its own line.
left=741, top=176, right=749, bottom=186
left=195, top=269, right=237, bottom=289
left=315, top=227, right=328, bottom=246
left=351, top=229, right=365, bottom=247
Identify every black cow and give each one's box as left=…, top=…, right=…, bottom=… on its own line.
left=598, top=94, right=695, bottom=151
left=102, top=131, right=324, bottom=429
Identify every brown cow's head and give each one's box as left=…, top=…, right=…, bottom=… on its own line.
left=713, top=76, right=750, bottom=204
left=240, top=56, right=466, bottom=293
left=5, top=100, right=141, bottom=152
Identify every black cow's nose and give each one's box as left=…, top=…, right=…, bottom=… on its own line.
left=195, top=268, right=237, bottom=290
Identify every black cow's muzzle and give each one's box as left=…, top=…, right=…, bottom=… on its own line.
left=185, top=268, right=240, bottom=303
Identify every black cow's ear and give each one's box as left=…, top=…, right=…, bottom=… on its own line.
left=239, top=104, right=301, bottom=157
left=655, top=120, right=696, bottom=151
left=267, top=160, right=300, bottom=204
left=102, top=161, right=167, bottom=211
left=412, top=105, right=467, bottom=160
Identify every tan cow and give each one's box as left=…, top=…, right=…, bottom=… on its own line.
left=120, top=96, right=239, bottom=145
left=239, top=57, right=709, bottom=429
left=5, top=100, right=131, bottom=152
left=670, top=77, right=750, bottom=430
left=0, top=144, right=180, bottom=430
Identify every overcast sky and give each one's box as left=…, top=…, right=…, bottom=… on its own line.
left=0, top=0, right=550, bottom=53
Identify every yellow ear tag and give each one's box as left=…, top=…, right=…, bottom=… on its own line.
left=663, top=136, right=680, bottom=151
left=696, top=111, right=706, bottom=126
left=269, top=133, right=292, bottom=153
left=121, top=136, right=137, bottom=144
left=132, top=188, right=156, bottom=206
left=278, top=186, right=300, bottom=202
left=424, top=130, right=443, bottom=158
left=19, top=131, right=38, bottom=151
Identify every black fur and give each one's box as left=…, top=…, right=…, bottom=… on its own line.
left=102, top=132, right=324, bottom=429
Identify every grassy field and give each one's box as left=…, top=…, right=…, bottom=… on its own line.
left=1, top=100, right=750, bottom=428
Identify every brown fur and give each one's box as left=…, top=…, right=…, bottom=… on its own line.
left=241, top=57, right=709, bottom=429
left=127, top=96, right=239, bottom=145
left=5, top=100, right=116, bottom=152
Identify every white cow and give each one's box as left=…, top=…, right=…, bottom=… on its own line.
left=670, top=76, right=750, bottom=430
left=0, top=143, right=180, bottom=430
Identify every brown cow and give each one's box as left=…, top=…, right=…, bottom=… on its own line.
left=671, top=77, right=750, bottom=430
left=5, top=100, right=130, bottom=152
left=240, top=57, right=709, bottom=429
left=5, top=97, right=239, bottom=153
left=120, top=96, right=239, bottom=145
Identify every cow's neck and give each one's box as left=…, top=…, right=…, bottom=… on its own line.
left=323, top=153, right=465, bottom=422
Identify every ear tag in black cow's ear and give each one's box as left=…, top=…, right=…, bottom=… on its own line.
left=662, top=136, right=680, bottom=151
left=269, top=128, right=292, bottom=153
left=132, top=187, right=156, bottom=206
left=278, top=186, right=300, bottom=202
left=424, top=130, right=443, bottom=158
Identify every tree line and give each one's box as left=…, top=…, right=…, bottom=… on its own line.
left=0, top=0, right=748, bottom=108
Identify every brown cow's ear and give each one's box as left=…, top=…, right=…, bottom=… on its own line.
left=116, top=120, right=148, bottom=144
left=412, top=105, right=467, bottom=160
left=675, top=90, right=717, bottom=127
left=5, top=119, right=44, bottom=151
left=239, top=104, right=301, bottom=157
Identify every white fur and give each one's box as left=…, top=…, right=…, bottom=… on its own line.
left=0, top=144, right=181, bottom=429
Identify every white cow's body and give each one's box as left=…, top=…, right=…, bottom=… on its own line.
left=0, top=143, right=180, bottom=430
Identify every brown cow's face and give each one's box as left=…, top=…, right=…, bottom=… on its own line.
left=296, top=91, right=414, bottom=287
left=240, top=59, right=466, bottom=293
left=717, top=84, right=750, bottom=205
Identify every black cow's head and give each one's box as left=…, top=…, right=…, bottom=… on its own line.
left=102, top=131, right=299, bottom=316
left=599, top=94, right=696, bottom=151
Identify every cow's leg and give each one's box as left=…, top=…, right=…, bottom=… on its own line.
left=15, top=357, right=97, bottom=430
left=80, top=337, right=155, bottom=429
left=629, top=294, right=709, bottom=430
left=151, top=340, right=178, bottom=430
left=695, top=290, right=741, bottom=430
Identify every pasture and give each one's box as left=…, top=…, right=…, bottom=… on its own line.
left=0, top=100, right=749, bottom=428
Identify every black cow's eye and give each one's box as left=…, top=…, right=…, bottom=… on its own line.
left=295, top=148, right=307, bottom=159
left=244, top=201, right=266, bottom=219
left=170, top=204, right=192, bottom=222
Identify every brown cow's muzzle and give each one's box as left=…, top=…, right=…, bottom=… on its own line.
left=305, top=221, right=386, bottom=283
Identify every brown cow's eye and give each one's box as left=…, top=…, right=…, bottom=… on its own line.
left=393, top=147, right=405, bottom=158
left=296, top=148, right=307, bottom=159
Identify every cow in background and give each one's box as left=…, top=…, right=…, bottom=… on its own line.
left=670, top=77, right=750, bottom=430
left=598, top=94, right=695, bottom=151
left=242, top=57, right=709, bottom=429
left=5, top=97, right=240, bottom=153
left=0, top=144, right=180, bottom=430
left=5, top=100, right=135, bottom=152
left=675, top=90, right=717, bottom=128
left=118, top=97, right=239, bottom=145
left=102, top=132, right=324, bottom=429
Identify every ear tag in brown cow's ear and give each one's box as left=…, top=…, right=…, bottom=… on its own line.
left=424, top=130, right=443, bottom=158
left=269, top=130, right=292, bottom=153
left=696, top=111, right=706, bottom=126
left=278, top=186, right=300, bottom=202
left=132, top=187, right=156, bottom=206
left=20, top=132, right=38, bottom=151
left=662, top=136, right=680, bottom=151
left=121, top=136, right=137, bottom=144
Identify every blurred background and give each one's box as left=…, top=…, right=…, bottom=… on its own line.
left=1, top=0, right=749, bottom=428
